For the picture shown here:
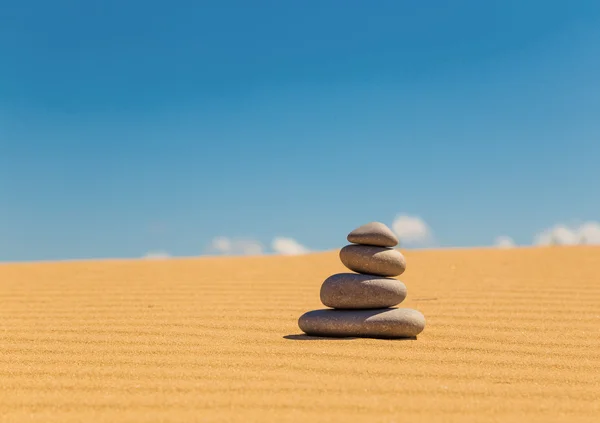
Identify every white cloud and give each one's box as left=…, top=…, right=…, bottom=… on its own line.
left=391, top=214, right=433, bottom=246
left=578, top=222, right=600, bottom=244
left=207, top=236, right=310, bottom=256
left=534, top=221, right=600, bottom=245
left=210, top=236, right=232, bottom=252
left=271, top=237, right=310, bottom=255
left=494, top=236, right=516, bottom=249
left=207, top=237, right=264, bottom=256
left=142, top=251, right=171, bottom=260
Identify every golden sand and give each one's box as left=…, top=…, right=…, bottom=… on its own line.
left=1, top=247, right=599, bottom=422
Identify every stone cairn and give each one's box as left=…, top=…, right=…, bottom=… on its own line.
left=298, top=222, right=426, bottom=339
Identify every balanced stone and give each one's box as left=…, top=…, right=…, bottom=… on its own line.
left=347, top=222, right=398, bottom=247
left=320, top=273, right=407, bottom=309
left=298, top=308, right=426, bottom=338
left=339, top=244, right=406, bottom=277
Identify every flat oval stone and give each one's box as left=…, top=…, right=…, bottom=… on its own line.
left=320, top=273, right=407, bottom=309
left=339, top=245, right=406, bottom=277
left=347, top=222, right=398, bottom=247
left=298, top=308, right=425, bottom=338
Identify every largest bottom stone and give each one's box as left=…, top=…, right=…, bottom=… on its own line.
left=298, top=308, right=425, bottom=339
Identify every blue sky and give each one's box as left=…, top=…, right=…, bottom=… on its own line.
left=1, top=1, right=600, bottom=261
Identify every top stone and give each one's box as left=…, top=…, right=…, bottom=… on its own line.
left=347, top=222, right=398, bottom=247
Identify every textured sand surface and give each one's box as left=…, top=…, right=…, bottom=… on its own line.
left=1, top=247, right=599, bottom=422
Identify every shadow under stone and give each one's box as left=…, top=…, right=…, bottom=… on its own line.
left=283, top=334, right=357, bottom=341
left=283, top=334, right=417, bottom=341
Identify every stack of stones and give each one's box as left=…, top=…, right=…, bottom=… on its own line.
left=298, top=222, right=426, bottom=339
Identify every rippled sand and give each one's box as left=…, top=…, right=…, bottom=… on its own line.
left=1, top=247, right=598, bottom=422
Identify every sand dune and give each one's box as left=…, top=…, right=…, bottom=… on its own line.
left=1, top=247, right=599, bottom=422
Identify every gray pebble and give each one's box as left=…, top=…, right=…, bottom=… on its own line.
left=339, top=244, right=406, bottom=277
left=320, top=273, right=407, bottom=309
left=347, top=222, right=398, bottom=247
left=298, top=308, right=426, bottom=338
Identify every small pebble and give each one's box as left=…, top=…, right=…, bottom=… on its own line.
left=347, top=222, right=398, bottom=247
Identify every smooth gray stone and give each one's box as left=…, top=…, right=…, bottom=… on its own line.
left=347, top=222, right=398, bottom=247
left=339, top=244, right=406, bottom=277
left=320, top=273, right=407, bottom=309
left=298, top=308, right=426, bottom=338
